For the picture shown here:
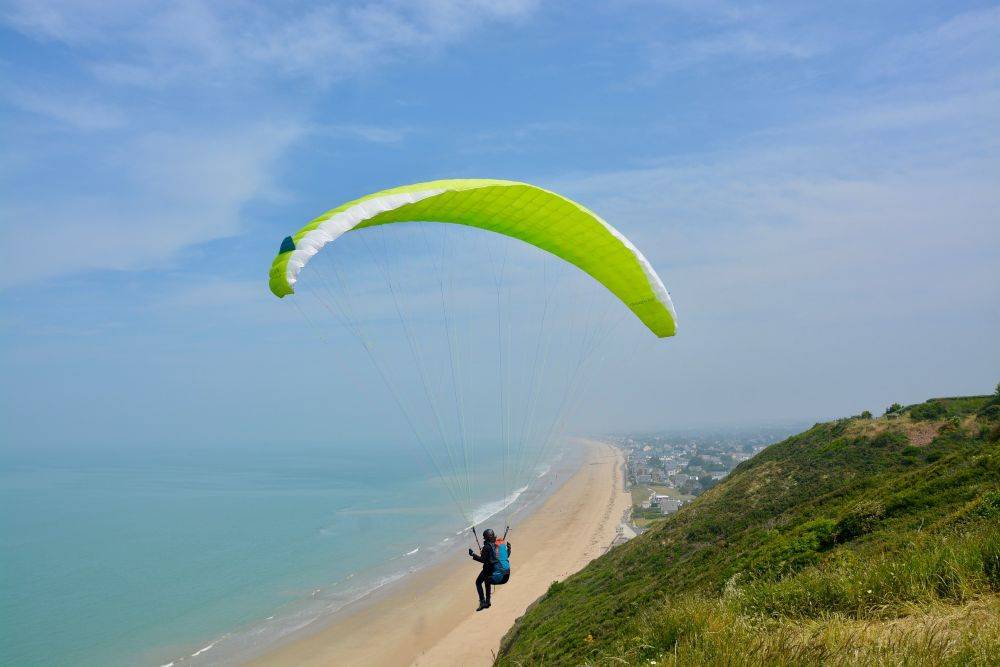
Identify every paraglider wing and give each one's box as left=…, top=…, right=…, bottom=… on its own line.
left=268, top=179, right=676, bottom=337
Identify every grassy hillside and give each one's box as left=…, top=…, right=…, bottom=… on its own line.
left=498, top=390, right=1000, bottom=666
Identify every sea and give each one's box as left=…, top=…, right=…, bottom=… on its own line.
left=0, top=439, right=577, bottom=666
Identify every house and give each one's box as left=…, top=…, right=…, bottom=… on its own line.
left=653, top=495, right=684, bottom=514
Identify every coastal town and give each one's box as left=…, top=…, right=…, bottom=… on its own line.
left=610, top=425, right=805, bottom=529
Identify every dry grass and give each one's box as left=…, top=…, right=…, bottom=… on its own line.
left=589, top=596, right=1000, bottom=667
left=844, top=415, right=941, bottom=446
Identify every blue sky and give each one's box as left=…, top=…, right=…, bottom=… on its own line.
left=2, top=1, right=998, bottom=449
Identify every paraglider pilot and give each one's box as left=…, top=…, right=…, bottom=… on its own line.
left=469, top=527, right=511, bottom=611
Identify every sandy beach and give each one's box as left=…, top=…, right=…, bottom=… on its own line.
left=249, top=439, right=630, bottom=667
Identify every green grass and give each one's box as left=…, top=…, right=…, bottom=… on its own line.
left=630, top=485, right=654, bottom=506
left=498, top=393, right=1000, bottom=666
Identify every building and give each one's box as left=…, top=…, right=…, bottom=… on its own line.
left=653, top=495, right=684, bottom=514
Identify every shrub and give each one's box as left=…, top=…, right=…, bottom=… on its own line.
left=803, top=518, right=838, bottom=549
left=978, top=404, right=1000, bottom=420
left=859, top=410, right=873, bottom=419
left=835, top=500, right=885, bottom=542
left=749, top=520, right=838, bottom=578
left=911, top=400, right=948, bottom=421
left=885, top=403, right=903, bottom=415
left=939, top=416, right=961, bottom=433
left=869, top=431, right=907, bottom=448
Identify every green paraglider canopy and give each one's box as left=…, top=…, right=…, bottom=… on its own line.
left=269, top=179, right=676, bottom=338
left=268, top=178, right=677, bottom=530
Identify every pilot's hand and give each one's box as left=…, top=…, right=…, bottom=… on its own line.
left=468, top=548, right=475, bottom=557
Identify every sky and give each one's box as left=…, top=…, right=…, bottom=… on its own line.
left=2, top=0, right=998, bottom=451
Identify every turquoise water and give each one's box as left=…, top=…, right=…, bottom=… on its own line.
left=0, top=441, right=565, bottom=666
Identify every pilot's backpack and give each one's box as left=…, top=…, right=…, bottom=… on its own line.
left=491, top=540, right=511, bottom=584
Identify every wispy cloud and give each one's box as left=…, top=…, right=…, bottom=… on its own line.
left=3, top=2, right=997, bottom=443
left=1, top=122, right=304, bottom=285
left=865, top=5, right=1000, bottom=82
left=462, top=121, right=582, bottom=154
left=3, top=0, right=538, bottom=88
left=555, top=96, right=999, bottom=328
left=0, top=1, right=539, bottom=286
left=5, top=87, right=126, bottom=130
left=316, top=123, right=413, bottom=145
left=644, top=29, right=820, bottom=76
left=627, top=0, right=759, bottom=25
left=553, top=120, right=999, bottom=424
left=240, top=1, right=536, bottom=85
left=628, top=1, right=826, bottom=84
left=553, top=1, right=1000, bottom=353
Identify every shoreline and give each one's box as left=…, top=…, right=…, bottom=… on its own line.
left=247, top=438, right=630, bottom=666
left=152, top=446, right=582, bottom=667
